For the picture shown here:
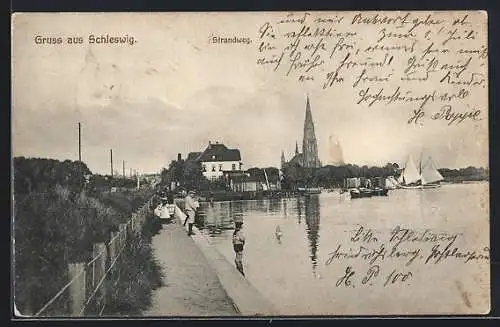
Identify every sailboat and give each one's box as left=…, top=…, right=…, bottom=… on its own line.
left=397, top=154, right=444, bottom=189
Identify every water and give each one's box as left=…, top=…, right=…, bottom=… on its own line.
left=195, top=182, right=489, bottom=315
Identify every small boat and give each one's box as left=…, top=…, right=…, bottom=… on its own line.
left=350, top=188, right=373, bottom=199
left=398, top=183, right=441, bottom=189
left=372, top=187, right=389, bottom=196
left=298, top=187, right=322, bottom=195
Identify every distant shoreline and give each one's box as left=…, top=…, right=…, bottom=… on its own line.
left=179, top=179, right=489, bottom=203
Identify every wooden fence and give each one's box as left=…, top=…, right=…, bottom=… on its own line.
left=33, top=197, right=155, bottom=317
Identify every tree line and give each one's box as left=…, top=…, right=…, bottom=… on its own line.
left=281, top=162, right=401, bottom=189
left=158, top=158, right=488, bottom=192
left=13, top=156, right=148, bottom=196
left=438, top=166, right=489, bottom=182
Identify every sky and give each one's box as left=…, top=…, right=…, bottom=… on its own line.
left=12, top=12, right=489, bottom=174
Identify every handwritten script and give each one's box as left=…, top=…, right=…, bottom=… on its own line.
left=255, top=11, right=487, bottom=125
left=324, top=225, right=489, bottom=288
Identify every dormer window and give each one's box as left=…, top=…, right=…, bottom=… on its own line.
left=219, top=164, right=223, bottom=171
left=212, top=165, right=216, bottom=172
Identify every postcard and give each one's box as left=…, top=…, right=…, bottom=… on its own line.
left=11, top=11, right=489, bottom=317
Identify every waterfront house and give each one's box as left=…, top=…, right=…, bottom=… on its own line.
left=187, top=141, right=243, bottom=182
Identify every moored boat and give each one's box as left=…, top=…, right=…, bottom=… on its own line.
left=372, top=187, right=389, bottom=196
left=298, top=187, right=322, bottom=195
left=350, top=188, right=373, bottom=199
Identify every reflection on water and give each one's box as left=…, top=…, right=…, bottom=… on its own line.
left=196, top=195, right=323, bottom=274
left=194, top=183, right=488, bottom=314
left=196, top=201, right=243, bottom=237
left=304, top=196, right=320, bottom=274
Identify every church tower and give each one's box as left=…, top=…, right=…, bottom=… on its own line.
left=302, top=95, right=321, bottom=168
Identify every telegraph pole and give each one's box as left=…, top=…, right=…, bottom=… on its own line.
left=110, top=149, right=113, bottom=178
left=78, top=122, right=82, bottom=162
left=122, top=160, right=125, bottom=177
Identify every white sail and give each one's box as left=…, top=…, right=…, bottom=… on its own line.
left=420, top=158, right=443, bottom=185
left=402, top=155, right=422, bottom=185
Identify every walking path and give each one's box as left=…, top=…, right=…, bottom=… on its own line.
left=144, top=221, right=237, bottom=316
left=145, top=205, right=279, bottom=317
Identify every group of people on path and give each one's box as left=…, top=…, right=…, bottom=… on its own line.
left=154, top=188, right=246, bottom=276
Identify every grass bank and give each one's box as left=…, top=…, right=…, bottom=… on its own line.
left=14, top=184, right=163, bottom=316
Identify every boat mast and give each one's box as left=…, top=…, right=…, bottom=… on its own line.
left=263, top=168, right=270, bottom=189
left=419, top=149, right=424, bottom=175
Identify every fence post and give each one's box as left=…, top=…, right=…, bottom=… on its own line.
left=68, top=263, right=86, bottom=316
left=92, top=243, right=107, bottom=315
left=130, top=214, right=136, bottom=234
left=119, top=224, right=128, bottom=245
left=109, top=232, right=119, bottom=268
left=134, top=211, right=142, bottom=233
left=133, top=213, right=140, bottom=235
left=98, top=242, right=107, bottom=314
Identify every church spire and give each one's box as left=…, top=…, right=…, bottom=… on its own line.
left=281, top=150, right=286, bottom=170
left=302, top=95, right=321, bottom=168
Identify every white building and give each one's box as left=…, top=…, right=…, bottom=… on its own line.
left=187, top=141, right=243, bottom=181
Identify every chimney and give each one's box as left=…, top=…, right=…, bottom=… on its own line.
left=177, top=153, right=182, bottom=161
left=209, top=141, right=212, bottom=145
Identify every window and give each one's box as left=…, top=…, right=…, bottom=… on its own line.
left=212, top=165, right=216, bottom=172
left=232, top=163, right=236, bottom=171
left=219, top=164, right=223, bottom=171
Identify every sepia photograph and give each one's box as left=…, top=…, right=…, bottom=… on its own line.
left=11, top=11, right=489, bottom=317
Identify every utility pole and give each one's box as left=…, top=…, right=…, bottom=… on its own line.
left=78, top=122, right=82, bottom=162
left=110, top=149, right=113, bottom=178
left=136, top=170, right=140, bottom=189
left=122, top=160, right=125, bottom=177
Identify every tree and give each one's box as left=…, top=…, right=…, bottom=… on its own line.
left=247, top=167, right=265, bottom=182
left=13, top=157, right=92, bottom=196
left=159, top=159, right=210, bottom=191
left=282, top=163, right=306, bottom=190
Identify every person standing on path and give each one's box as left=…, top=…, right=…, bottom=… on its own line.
left=232, top=217, right=246, bottom=276
left=183, top=190, right=199, bottom=236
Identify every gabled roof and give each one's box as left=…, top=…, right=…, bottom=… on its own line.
left=198, top=143, right=241, bottom=162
